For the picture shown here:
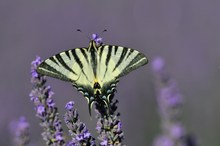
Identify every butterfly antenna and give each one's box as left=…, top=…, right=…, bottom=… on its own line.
left=99, top=29, right=107, bottom=38
left=76, top=29, right=90, bottom=41
left=93, top=29, right=107, bottom=39
left=102, top=29, right=107, bottom=33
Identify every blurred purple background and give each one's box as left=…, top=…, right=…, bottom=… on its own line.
left=0, top=0, right=220, bottom=145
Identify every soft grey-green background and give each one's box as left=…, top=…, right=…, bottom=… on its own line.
left=0, top=0, right=220, bottom=145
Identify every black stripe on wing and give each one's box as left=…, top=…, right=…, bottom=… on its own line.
left=114, top=46, right=118, bottom=55
left=49, top=57, right=59, bottom=65
left=126, top=49, right=134, bottom=59
left=105, top=45, right=112, bottom=66
left=99, top=46, right=105, bottom=62
left=55, top=54, right=77, bottom=75
left=71, top=49, right=83, bottom=69
left=89, top=46, right=97, bottom=76
left=102, top=45, right=113, bottom=79
left=65, top=51, right=71, bottom=60
left=119, top=52, right=148, bottom=77
left=71, top=48, right=90, bottom=82
left=37, top=62, right=73, bottom=82
left=79, top=48, right=89, bottom=63
left=113, top=47, right=128, bottom=71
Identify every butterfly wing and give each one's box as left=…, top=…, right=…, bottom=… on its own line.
left=37, top=47, right=99, bottom=115
left=97, top=45, right=148, bottom=83
left=95, top=45, right=148, bottom=108
left=37, top=48, right=95, bottom=86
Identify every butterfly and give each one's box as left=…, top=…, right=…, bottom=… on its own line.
left=37, top=34, right=148, bottom=115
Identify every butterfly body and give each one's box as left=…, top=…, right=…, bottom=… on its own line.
left=37, top=39, right=148, bottom=115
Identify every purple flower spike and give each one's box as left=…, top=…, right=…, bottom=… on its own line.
left=152, top=57, right=198, bottom=146
left=31, top=70, right=38, bottom=78
left=64, top=101, right=96, bottom=146
left=92, top=33, right=103, bottom=46
left=100, top=139, right=108, bottom=146
left=30, top=56, right=42, bottom=79
left=9, top=117, right=30, bottom=146
left=36, top=105, right=45, bottom=116
left=92, top=34, right=98, bottom=40
left=47, top=98, right=55, bottom=107
left=95, top=37, right=103, bottom=44
left=83, top=130, right=91, bottom=138
left=55, top=133, right=64, bottom=142
left=30, top=56, right=65, bottom=145
left=95, top=96, right=124, bottom=145
left=117, top=122, right=122, bottom=132
left=30, top=57, right=46, bottom=85
left=31, top=56, right=41, bottom=64
left=65, top=101, right=75, bottom=110
left=66, top=141, right=76, bottom=146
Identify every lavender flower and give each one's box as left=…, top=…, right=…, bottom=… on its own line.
left=64, top=101, right=96, bottom=146
left=95, top=95, right=124, bottom=146
left=152, top=57, right=197, bottom=146
left=9, top=117, right=30, bottom=146
left=92, top=33, right=103, bottom=46
left=29, top=56, right=65, bottom=146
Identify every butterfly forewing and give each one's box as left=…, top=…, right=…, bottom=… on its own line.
left=37, top=48, right=94, bottom=84
left=97, top=45, right=148, bottom=81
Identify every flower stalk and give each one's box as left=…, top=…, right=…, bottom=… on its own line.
left=152, top=57, right=197, bottom=146
left=29, top=56, right=65, bottom=146
left=9, top=117, right=30, bottom=146
left=95, top=95, right=124, bottom=146
left=64, top=101, right=96, bottom=146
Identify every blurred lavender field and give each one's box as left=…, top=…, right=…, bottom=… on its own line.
left=1, top=0, right=220, bottom=145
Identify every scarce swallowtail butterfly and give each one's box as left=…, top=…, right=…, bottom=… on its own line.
left=37, top=34, right=148, bottom=115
